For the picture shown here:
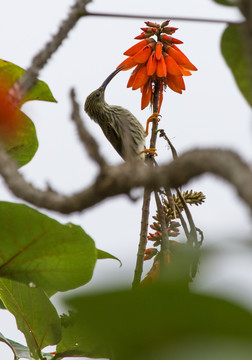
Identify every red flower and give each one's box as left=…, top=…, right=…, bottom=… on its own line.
left=117, top=20, right=197, bottom=111
left=0, top=83, right=20, bottom=141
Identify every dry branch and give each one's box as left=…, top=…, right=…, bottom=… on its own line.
left=10, top=0, right=91, bottom=103
left=0, top=144, right=251, bottom=215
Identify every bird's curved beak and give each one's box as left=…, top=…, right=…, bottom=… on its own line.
left=101, top=66, right=125, bottom=90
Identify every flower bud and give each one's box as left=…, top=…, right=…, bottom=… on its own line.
left=170, top=221, right=180, bottom=228
left=144, top=21, right=160, bottom=28
left=141, top=27, right=155, bottom=34
left=135, top=32, right=152, bottom=39
left=162, top=26, right=178, bottom=35
left=144, top=248, right=158, bottom=260
left=161, top=20, right=170, bottom=28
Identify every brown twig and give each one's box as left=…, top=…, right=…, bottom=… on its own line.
left=154, top=191, right=170, bottom=254
left=176, top=188, right=198, bottom=245
left=159, top=129, right=178, bottom=159
left=70, top=88, right=107, bottom=170
left=160, top=129, right=199, bottom=245
left=0, top=145, right=252, bottom=214
left=175, top=204, right=190, bottom=240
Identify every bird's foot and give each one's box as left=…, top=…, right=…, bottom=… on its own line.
left=140, top=148, right=158, bottom=157
left=145, top=113, right=162, bottom=136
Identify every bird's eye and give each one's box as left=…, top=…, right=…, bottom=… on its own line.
left=95, top=91, right=101, bottom=97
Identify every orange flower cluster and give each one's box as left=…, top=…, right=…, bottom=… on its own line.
left=0, top=85, right=20, bottom=141
left=117, top=20, right=197, bottom=111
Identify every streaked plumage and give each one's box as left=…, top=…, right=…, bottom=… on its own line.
left=84, top=68, right=145, bottom=161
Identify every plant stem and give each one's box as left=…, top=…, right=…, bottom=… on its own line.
left=132, top=188, right=151, bottom=289
left=132, top=82, right=161, bottom=288
left=154, top=191, right=170, bottom=254
left=150, top=81, right=160, bottom=149
left=160, top=129, right=198, bottom=245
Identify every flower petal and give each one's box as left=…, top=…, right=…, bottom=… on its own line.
left=180, top=66, right=192, bottom=76
left=155, top=42, right=162, bottom=60
left=127, top=65, right=141, bottom=88
left=133, top=45, right=152, bottom=63
left=146, top=51, right=157, bottom=76
left=158, top=83, right=163, bottom=112
left=156, top=56, right=167, bottom=77
left=123, top=39, right=148, bottom=56
left=166, top=74, right=185, bottom=93
left=168, top=45, right=197, bottom=71
left=164, top=55, right=182, bottom=76
left=132, top=65, right=149, bottom=90
left=141, top=81, right=152, bottom=110
left=117, top=56, right=138, bottom=70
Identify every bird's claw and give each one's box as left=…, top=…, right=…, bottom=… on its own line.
left=141, top=148, right=158, bottom=157
left=145, top=113, right=162, bottom=136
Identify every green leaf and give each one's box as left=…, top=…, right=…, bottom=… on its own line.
left=0, top=299, right=5, bottom=309
left=0, top=279, right=61, bottom=359
left=211, top=0, right=237, bottom=5
left=55, top=311, right=109, bottom=359
left=2, top=110, right=38, bottom=167
left=67, top=283, right=252, bottom=360
left=0, top=59, right=56, bottom=167
left=221, top=24, right=252, bottom=107
left=0, top=202, right=97, bottom=294
left=0, top=334, right=53, bottom=360
left=0, top=59, right=57, bottom=104
left=0, top=332, right=31, bottom=359
left=97, top=249, right=122, bottom=266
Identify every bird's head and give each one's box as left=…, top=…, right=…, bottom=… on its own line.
left=84, top=66, right=124, bottom=117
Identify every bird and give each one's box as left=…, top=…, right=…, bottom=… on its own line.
left=84, top=67, right=146, bottom=161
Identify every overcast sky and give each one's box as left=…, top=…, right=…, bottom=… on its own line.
left=0, top=0, right=251, bottom=358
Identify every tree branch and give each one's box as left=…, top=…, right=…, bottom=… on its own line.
left=70, top=89, right=107, bottom=170
left=10, top=0, right=91, bottom=103
left=0, top=145, right=251, bottom=215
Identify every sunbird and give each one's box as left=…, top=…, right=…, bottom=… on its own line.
left=84, top=67, right=146, bottom=161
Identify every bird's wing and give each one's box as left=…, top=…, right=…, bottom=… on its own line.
left=103, top=118, right=124, bottom=158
